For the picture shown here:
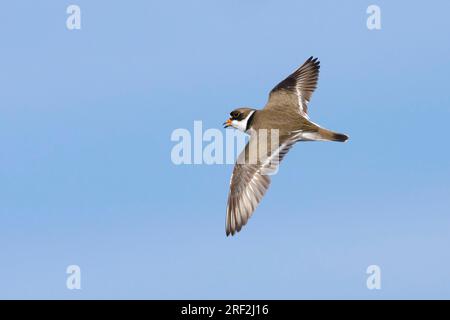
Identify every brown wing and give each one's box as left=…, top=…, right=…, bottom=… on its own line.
left=225, top=134, right=299, bottom=236
left=264, top=56, right=320, bottom=118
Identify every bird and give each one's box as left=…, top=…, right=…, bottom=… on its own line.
left=223, top=56, right=348, bottom=236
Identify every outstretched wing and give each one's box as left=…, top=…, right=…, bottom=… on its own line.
left=226, top=134, right=299, bottom=236
left=264, top=56, right=320, bottom=118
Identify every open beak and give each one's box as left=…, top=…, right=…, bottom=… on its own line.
left=223, top=118, right=232, bottom=128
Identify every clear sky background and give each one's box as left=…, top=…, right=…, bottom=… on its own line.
left=1, top=1, right=449, bottom=299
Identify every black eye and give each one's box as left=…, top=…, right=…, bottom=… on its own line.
left=231, top=111, right=240, bottom=119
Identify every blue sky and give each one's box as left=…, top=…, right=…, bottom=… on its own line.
left=0, top=1, right=449, bottom=299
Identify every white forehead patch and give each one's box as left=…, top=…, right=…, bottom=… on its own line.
left=231, top=110, right=255, bottom=133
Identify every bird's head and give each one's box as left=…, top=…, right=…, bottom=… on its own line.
left=223, top=108, right=256, bottom=132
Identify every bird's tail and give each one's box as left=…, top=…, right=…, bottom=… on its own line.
left=316, top=128, right=349, bottom=142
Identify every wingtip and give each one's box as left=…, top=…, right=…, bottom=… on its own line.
left=226, top=223, right=240, bottom=237
left=306, top=56, right=320, bottom=68
left=225, top=223, right=233, bottom=237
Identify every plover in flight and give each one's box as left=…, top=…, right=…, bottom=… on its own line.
left=223, top=57, right=348, bottom=236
